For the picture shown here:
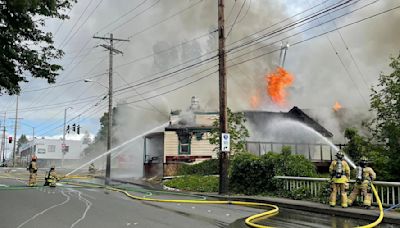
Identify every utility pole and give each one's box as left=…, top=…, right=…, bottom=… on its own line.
left=12, top=96, right=19, bottom=167
left=218, top=0, right=229, bottom=195
left=0, top=112, right=5, bottom=163
left=93, top=33, right=128, bottom=185
left=62, top=107, right=72, bottom=168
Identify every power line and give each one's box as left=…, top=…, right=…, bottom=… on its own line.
left=24, top=1, right=399, bottom=135
left=126, top=0, right=204, bottom=39
left=95, top=0, right=149, bottom=34
left=118, top=3, right=400, bottom=105
left=226, top=0, right=247, bottom=38
left=22, top=73, right=106, bottom=93
left=58, top=0, right=97, bottom=48
left=108, top=0, right=162, bottom=33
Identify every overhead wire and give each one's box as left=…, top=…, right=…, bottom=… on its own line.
left=226, top=0, right=247, bottom=38
left=57, top=0, right=97, bottom=49
left=125, top=0, right=204, bottom=39
left=95, top=0, right=149, bottom=34
left=117, top=3, right=400, bottom=105
left=108, top=0, right=162, bottom=33
left=22, top=0, right=394, bottom=135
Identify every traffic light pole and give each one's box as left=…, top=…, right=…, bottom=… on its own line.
left=218, top=0, right=229, bottom=194
left=93, top=34, right=128, bottom=185
left=62, top=107, right=72, bottom=168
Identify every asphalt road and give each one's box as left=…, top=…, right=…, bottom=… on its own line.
left=0, top=168, right=264, bottom=228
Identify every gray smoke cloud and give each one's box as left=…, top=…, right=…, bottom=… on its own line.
left=3, top=0, right=399, bottom=173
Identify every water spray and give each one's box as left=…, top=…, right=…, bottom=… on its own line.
left=269, top=119, right=357, bottom=169
left=66, top=122, right=170, bottom=177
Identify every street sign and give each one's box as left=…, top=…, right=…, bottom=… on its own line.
left=221, top=133, right=230, bottom=152
left=61, top=144, right=69, bottom=154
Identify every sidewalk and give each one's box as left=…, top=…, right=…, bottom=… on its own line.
left=110, top=177, right=400, bottom=225
left=200, top=193, right=400, bottom=225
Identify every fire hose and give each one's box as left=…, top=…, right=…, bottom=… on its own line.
left=0, top=174, right=385, bottom=228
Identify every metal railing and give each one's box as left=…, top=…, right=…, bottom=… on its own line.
left=275, top=176, right=400, bottom=207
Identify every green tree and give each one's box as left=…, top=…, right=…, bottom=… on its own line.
left=17, top=134, right=28, bottom=155
left=208, top=108, right=249, bottom=154
left=344, top=128, right=367, bottom=160
left=368, top=54, right=400, bottom=180
left=82, top=107, right=118, bottom=157
left=0, top=0, right=75, bottom=95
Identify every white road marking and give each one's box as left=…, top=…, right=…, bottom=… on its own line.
left=16, top=190, right=71, bottom=228
left=0, top=184, right=9, bottom=187
left=69, top=189, right=93, bottom=228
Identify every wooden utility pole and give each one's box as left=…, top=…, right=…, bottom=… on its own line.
left=93, top=33, right=128, bottom=185
left=12, top=96, right=18, bottom=167
left=218, top=0, right=229, bottom=194
left=0, top=112, right=5, bottom=163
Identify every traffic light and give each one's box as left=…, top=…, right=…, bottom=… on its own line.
left=66, top=125, right=70, bottom=134
left=77, top=125, right=80, bottom=135
left=8, top=136, right=12, bottom=143
left=72, top=124, right=76, bottom=132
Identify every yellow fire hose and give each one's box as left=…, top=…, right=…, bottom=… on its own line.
left=356, top=183, right=384, bottom=228
left=0, top=174, right=385, bottom=228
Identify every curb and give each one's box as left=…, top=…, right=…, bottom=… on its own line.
left=198, top=194, right=400, bottom=225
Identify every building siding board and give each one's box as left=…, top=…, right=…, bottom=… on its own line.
left=164, top=131, right=179, bottom=163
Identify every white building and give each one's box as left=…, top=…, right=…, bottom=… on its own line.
left=20, top=138, right=87, bottom=167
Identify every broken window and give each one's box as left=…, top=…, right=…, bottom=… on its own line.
left=176, top=129, right=191, bottom=155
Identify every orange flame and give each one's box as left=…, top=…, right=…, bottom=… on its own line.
left=266, top=67, right=294, bottom=105
left=250, top=90, right=261, bottom=108
left=333, top=101, right=342, bottom=112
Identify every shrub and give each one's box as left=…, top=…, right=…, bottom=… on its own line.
left=230, top=151, right=316, bottom=195
left=178, top=159, right=219, bottom=176
left=230, top=153, right=275, bottom=195
left=164, top=175, right=218, bottom=192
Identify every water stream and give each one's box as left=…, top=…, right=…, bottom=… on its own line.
left=66, top=121, right=170, bottom=176
left=266, top=119, right=357, bottom=169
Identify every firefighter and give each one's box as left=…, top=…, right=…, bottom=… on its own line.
left=88, top=163, right=96, bottom=175
left=329, top=151, right=351, bottom=207
left=348, top=156, right=376, bottom=209
left=44, top=166, right=59, bottom=187
left=27, top=155, right=38, bottom=187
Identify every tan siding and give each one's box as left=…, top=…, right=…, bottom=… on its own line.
left=191, top=138, right=217, bottom=158
left=195, top=114, right=218, bottom=126
left=164, top=131, right=179, bottom=162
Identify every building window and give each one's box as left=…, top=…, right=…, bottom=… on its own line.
left=37, top=148, right=46, bottom=154
left=176, top=129, right=191, bottom=155
left=194, top=132, right=204, bottom=141
left=179, top=144, right=190, bottom=154
left=48, top=145, right=56, bottom=152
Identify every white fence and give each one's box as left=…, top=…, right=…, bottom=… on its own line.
left=275, top=176, right=400, bottom=207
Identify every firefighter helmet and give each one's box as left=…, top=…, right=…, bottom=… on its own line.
left=360, top=156, right=368, bottom=167
left=336, top=151, right=344, bottom=159
left=50, top=165, right=55, bottom=170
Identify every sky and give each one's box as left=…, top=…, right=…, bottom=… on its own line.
left=0, top=0, right=399, bottom=156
